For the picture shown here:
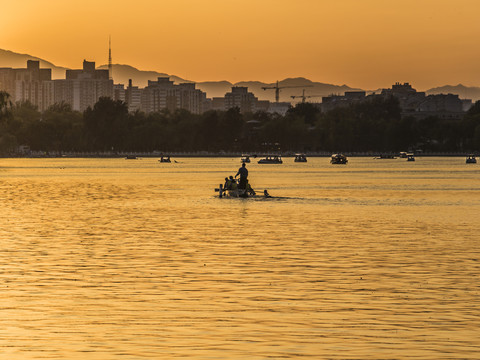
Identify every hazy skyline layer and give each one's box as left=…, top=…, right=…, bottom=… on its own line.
left=2, top=0, right=479, bottom=90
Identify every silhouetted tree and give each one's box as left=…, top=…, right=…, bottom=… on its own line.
left=287, top=102, right=320, bottom=126
left=84, top=97, right=129, bottom=151
left=0, top=91, right=12, bottom=122
left=2, top=94, right=480, bottom=154
left=222, top=107, right=244, bottom=147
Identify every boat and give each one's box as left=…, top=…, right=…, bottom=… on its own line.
left=159, top=156, right=171, bottom=163
left=399, top=152, right=408, bottom=158
left=215, top=179, right=256, bottom=198
left=375, top=154, right=396, bottom=159
left=241, top=154, right=251, bottom=163
left=125, top=155, right=137, bottom=159
left=258, top=155, right=283, bottom=164
left=330, top=154, right=348, bottom=164
left=294, top=154, right=307, bottom=162
left=406, top=153, right=415, bottom=161
left=466, top=154, right=477, bottom=164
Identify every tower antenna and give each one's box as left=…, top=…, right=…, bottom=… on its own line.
left=108, top=35, right=112, bottom=80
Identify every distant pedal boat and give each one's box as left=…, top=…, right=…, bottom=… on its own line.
left=375, top=154, right=396, bottom=159
left=294, top=154, right=307, bottom=162
left=241, top=155, right=251, bottom=163
left=330, top=154, right=348, bottom=164
left=258, top=155, right=283, bottom=164
left=466, top=155, right=477, bottom=164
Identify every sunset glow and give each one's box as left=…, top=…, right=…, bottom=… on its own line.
left=2, top=0, right=480, bottom=90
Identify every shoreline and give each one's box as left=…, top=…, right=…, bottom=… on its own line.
left=0, top=151, right=476, bottom=159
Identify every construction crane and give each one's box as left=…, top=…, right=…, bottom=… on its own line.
left=262, top=81, right=312, bottom=103
left=291, top=89, right=322, bottom=103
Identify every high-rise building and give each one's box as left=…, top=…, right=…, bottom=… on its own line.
left=141, top=77, right=208, bottom=114
left=55, top=60, right=113, bottom=111
left=0, top=60, right=54, bottom=111
left=224, top=86, right=258, bottom=113
left=177, top=82, right=208, bottom=114
left=125, top=79, right=142, bottom=113
left=0, top=68, right=15, bottom=99
left=113, top=84, right=125, bottom=102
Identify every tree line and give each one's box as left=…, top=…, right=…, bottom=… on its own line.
left=1, top=90, right=480, bottom=155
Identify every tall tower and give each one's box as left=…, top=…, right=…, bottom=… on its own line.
left=108, top=35, right=112, bottom=80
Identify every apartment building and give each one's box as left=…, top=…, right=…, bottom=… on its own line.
left=224, top=86, right=258, bottom=113
left=0, top=60, right=54, bottom=111
left=54, top=60, right=113, bottom=111
left=141, top=77, right=208, bottom=114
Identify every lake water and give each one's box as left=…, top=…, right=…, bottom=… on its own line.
left=0, top=157, right=479, bottom=359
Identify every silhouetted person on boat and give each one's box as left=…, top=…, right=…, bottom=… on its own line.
left=235, top=162, right=248, bottom=189
left=224, top=176, right=236, bottom=190
left=264, top=190, right=271, bottom=198
left=230, top=178, right=237, bottom=190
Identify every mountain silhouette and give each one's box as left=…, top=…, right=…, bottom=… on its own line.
left=426, top=84, right=480, bottom=101
left=96, top=64, right=192, bottom=87
left=1, top=48, right=478, bottom=101
left=234, top=78, right=359, bottom=102
left=0, top=49, right=67, bottom=79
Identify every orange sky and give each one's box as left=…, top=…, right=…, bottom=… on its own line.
left=2, top=0, right=480, bottom=90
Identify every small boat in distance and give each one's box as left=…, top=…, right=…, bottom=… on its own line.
left=159, top=156, right=171, bottom=163
left=375, top=154, right=396, bottom=159
left=294, top=154, right=307, bottom=162
left=399, top=152, right=408, bottom=158
left=258, top=155, right=283, bottom=164
left=466, top=154, right=477, bottom=164
left=406, top=153, right=415, bottom=161
left=330, top=154, right=348, bottom=164
left=125, top=155, right=137, bottom=159
left=241, top=154, right=251, bottom=163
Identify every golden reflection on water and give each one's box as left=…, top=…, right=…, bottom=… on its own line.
left=0, top=157, right=479, bottom=359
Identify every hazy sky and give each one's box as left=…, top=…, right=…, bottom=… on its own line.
left=2, top=0, right=479, bottom=90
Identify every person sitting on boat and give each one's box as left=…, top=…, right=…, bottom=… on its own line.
left=223, top=177, right=229, bottom=190
left=264, top=190, right=271, bottom=198
left=235, top=162, right=248, bottom=189
left=229, top=176, right=237, bottom=190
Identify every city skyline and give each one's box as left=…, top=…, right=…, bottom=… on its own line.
left=2, top=0, right=480, bottom=90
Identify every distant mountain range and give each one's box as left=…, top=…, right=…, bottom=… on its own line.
left=426, top=84, right=480, bottom=102
left=96, top=64, right=360, bottom=101
left=0, top=48, right=67, bottom=79
left=2, top=48, right=479, bottom=102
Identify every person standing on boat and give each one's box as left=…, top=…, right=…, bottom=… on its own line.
left=235, top=162, right=248, bottom=189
